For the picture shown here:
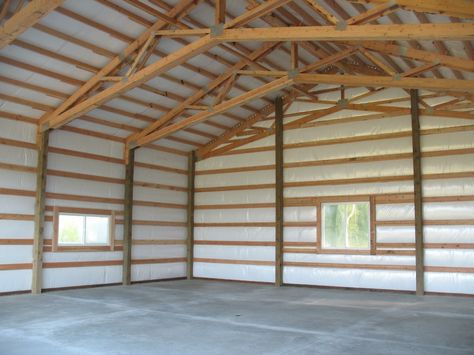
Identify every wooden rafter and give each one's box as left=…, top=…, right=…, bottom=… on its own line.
left=0, top=0, right=64, bottom=49
left=346, top=1, right=399, bottom=25
left=136, top=75, right=294, bottom=147
left=349, top=0, right=474, bottom=20
left=127, top=42, right=280, bottom=146
left=38, top=0, right=198, bottom=129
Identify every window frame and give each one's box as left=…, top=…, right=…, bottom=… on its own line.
left=52, top=207, right=115, bottom=252
left=316, top=198, right=373, bottom=254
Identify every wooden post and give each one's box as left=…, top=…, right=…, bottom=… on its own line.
left=187, top=151, right=196, bottom=279
left=31, top=130, right=49, bottom=294
left=275, top=96, right=284, bottom=286
left=290, top=42, right=298, bottom=69
left=370, top=196, right=376, bottom=255
left=215, top=0, right=226, bottom=25
left=411, top=89, right=424, bottom=296
left=122, top=148, right=135, bottom=285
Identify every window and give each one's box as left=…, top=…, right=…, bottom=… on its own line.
left=58, top=214, right=111, bottom=246
left=321, top=202, right=370, bottom=250
left=53, top=207, right=114, bottom=251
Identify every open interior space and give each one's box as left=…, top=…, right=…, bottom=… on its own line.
left=1, top=0, right=473, bottom=354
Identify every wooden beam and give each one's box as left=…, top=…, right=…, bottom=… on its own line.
left=122, top=149, right=135, bottom=285
left=349, top=0, right=474, bottom=20
left=151, top=23, right=474, bottom=42
left=0, top=0, right=64, bottom=49
left=187, top=151, right=196, bottom=279
left=275, top=96, right=284, bottom=287
left=215, top=0, right=226, bottom=25
left=137, top=76, right=294, bottom=146
left=31, top=130, right=49, bottom=294
left=294, top=74, right=474, bottom=92
left=216, top=23, right=473, bottom=42
left=411, top=89, right=424, bottom=296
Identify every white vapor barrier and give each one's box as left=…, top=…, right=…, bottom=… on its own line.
left=284, top=227, right=317, bottom=243
left=132, top=263, right=187, bottom=282
left=194, top=262, right=275, bottom=283
left=195, top=208, right=274, bottom=223
left=42, top=266, right=122, bottom=289
left=194, top=138, right=276, bottom=282
left=195, top=227, right=275, bottom=242
left=132, top=245, right=186, bottom=259
left=0, top=115, right=37, bottom=293
left=425, top=273, right=474, bottom=294
left=196, top=189, right=275, bottom=205
left=195, top=245, right=275, bottom=261
left=196, top=169, right=274, bottom=187
left=0, top=270, right=32, bottom=293
left=131, top=151, right=189, bottom=281
left=284, top=267, right=415, bottom=291
left=194, top=96, right=474, bottom=294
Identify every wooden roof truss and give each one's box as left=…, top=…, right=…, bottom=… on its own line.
left=0, top=0, right=472, bottom=160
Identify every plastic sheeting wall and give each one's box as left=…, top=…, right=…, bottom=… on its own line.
left=0, top=116, right=189, bottom=293
left=194, top=88, right=474, bottom=294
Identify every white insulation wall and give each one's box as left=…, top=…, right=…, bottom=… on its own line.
left=0, top=115, right=189, bottom=293
left=194, top=88, right=474, bottom=295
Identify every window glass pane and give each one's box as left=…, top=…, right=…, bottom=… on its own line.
left=85, top=216, right=110, bottom=245
left=323, top=203, right=369, bottom=249
left=58, top=214, right=84, bottom=245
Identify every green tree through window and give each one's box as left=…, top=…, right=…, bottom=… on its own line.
left=322, top=202, right=369, bottom=249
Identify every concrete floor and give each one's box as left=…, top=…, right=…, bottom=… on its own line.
left=0, top=280, right=473, bottom=355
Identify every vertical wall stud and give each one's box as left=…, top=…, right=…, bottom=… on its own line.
left=187, top=151, right=196, bottom=279
left=122, top=148, right=135, bottom=285
left=32, top=130, right=49, bottom=294
left=411, top=89, right=424, bottom=296
left=275, top=96, right=284, bottom=286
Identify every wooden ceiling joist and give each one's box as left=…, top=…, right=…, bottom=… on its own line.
left=0, top=0, right=64, bottom=49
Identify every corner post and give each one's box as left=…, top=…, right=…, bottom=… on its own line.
left=411, top=89, right=424, bottom=296
left=275, top=96, right=284, bottom=286
left=122, top=148, right=135, bottom=285
left=32, top=130, right=50, bottom=294
left=187, top=151, right=196, bottom=279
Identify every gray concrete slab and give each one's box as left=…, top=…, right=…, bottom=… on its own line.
left=0, top=280, right=473, bottom=354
